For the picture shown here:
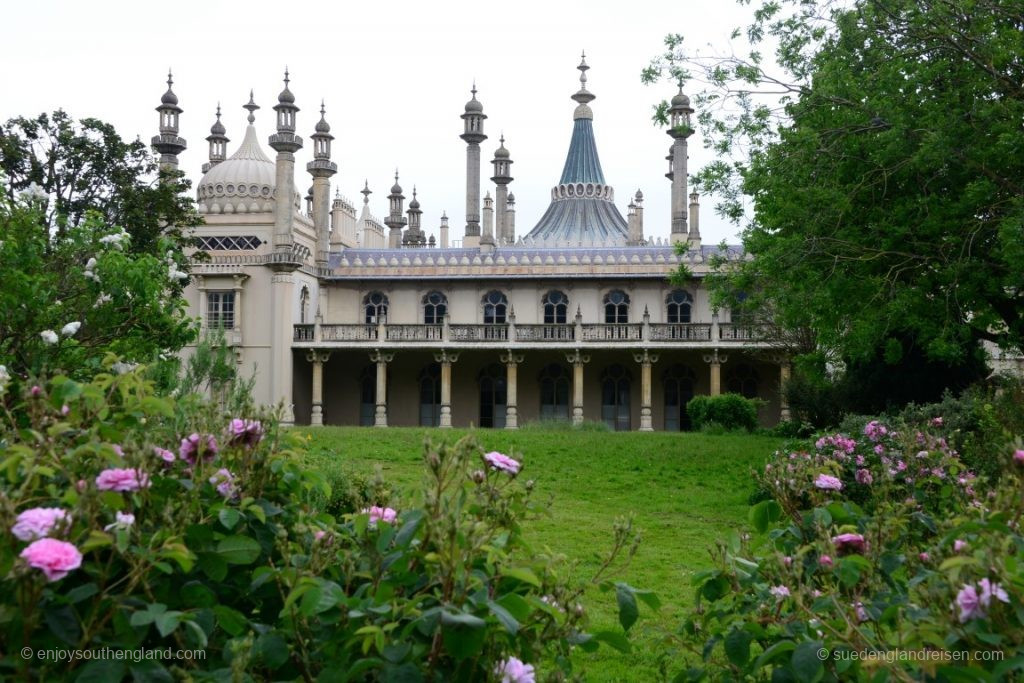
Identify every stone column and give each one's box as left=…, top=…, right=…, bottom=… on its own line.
left=703, top=349, right=728, bottom=397
left=633, top=350, right=659, bottom=431
left=270, top=271, right=296, bottom=425
left=566, top=349, right=591, bottom=426
left=196, top=276, right=208, bottom=330
left=231, top=274, right=247, bottom=345
left=305, top=350, right=331, bottom=426
left=779, top=361, right=791, bottom=421
left=369, top=349, right=394, bottom=427
left=501, top=352, right=525, bottom=429
left=434, top=350, right=459, bottom=428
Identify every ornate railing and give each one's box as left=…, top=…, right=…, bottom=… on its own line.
left=580, top=323, right=643, bottom=341
left=649, top=323, right=712, bottom=341
left=449, top=324, right=508, bottom=342
left=321, top=324, right=378, bottom=341
left=515, top=324, right=575, bottom=341
left=293, top=324, right=314, bottom=341
left=386, top=324, right=443, bottom=342
left=719, top=324, right=776, bottom=341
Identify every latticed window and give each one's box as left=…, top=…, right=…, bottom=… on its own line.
left=419, top=364, right=442, bottom=427
left=196, top=235, right=262, bottom=250
left=482, top=290, right=508, bottom=324
left=363, top=292, right=389, bottom=324
left=539, top=364, right=570, bottom=420
left=299, top=287, right=310, bottom=324
left=478, top=364, right=507, bottom=428
left=601, top=364, right=631, bottom=431
left=423, top=291, right=448, bottom=324
left=604, top=290, right=629, bottom=324
left=542, top=290, right=568, bottom=324
left=666, top=290, right=692, bottom=324
left=664, top=364, right=697, bottom=431
left=727, top=363, right=760, bottom=399
left=207, top=291, right=235, bottom=329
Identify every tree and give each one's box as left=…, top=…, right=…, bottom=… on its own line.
left=0, top=110, right=201, bottom=255
left=646, top=0, right=1024, bottom=368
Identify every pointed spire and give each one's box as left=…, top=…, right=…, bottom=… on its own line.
left=244, top=90, right=259, bottom=124
left=361, top=180, right=371, bottom=204
left=153, top=70, right=186, bottom=170
left=571, top=50, right=596, bottom=111
left=161, top=69, right=179, bottom=106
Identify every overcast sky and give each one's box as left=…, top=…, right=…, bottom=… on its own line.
left=3, top=0, right=758, bottom=246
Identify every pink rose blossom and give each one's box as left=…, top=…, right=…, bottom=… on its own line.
left=813, top=474, right=842, bottom=491
left=30, top=385, right=42, bottom=397
left=931, top=417, right=944, bottom=427
left=919, top=552, right=930, bottom=562
left=110, top=444, right=124, bottom=457
left=76, top=479, right=87, bottom=492
left=782, top=556, right=792, bottom=567
left=832, top=533, right=867, bottom=555
left=104, top=511, right=135, bottom=531
left=978, top=578, right=1009, bottom=608
left=362, top=506, right=398, bottom=526
left=854, top=602, right=870, bottom=622
left=153, top=446, right=176, bottom=463
left=20, top=538, right=82, bottom=581
left=61, top=404, right=70, bottom=416
left=954, top=539, right=968, bottom=553
left=1014, top=449, right=1024, bottom=464
left=179, top=433, right=218, bottom=465
left=956, top=584, right=982, bottom=622
left=770, top=585, right=790, bottom=600
left=483, top=451, right=521, bottom=475
left=495, top=656, right=535, bottom=683
left=227, top=418, right=264, bottom=448
left=209, top=468, right=238, bottom=499
left=819, top=555, right=833, bottom=568
left=12, top=508, right=70, bottom=541
left=855, top=469, right=873, bottom=485
left=95, top=468, right=150, bottom=492
left=313, top=530, right=327, bottom=541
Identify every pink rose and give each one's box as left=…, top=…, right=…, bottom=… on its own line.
left=1014, top=449, right=1024, bottom=465
left=362, top=506, right=397, bottom=526
left=954, top=539, right=968, bottom=553
left=95, top=468, right=150, bottom=492
left=209, top=468, right=238, bottom=499
left=832, top=533, right=867, bottom=555
left=179, top=433, right=218, bottom=465
left=813, top=474, right=842, bottom=491
left=483, top=451, right=521, bottom=475
left=11, top=507, right=70, bottom=541
left=495, top=656, right=535, bottom=683
left=153, top=447, right=176, bottom=463
left=227, top=418, right=264, bottom=448
left=819, top=555, right=833, bottom=568
left=20, top=538, right=82, bottom=582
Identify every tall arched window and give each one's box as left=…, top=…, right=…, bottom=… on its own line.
left=727, top=363, right=760, bottom=399
left=663, top=364, right=697, bottom=431
left=363, top=291, right=389, bottom=324
left=482, top=290, right=508, bottom=324
left=423, top=291, right=448, bottom=324
left=359, top=365, right=376, bottom=426
left=542, top=290, right=569, bottom=324
left=666, top=290, right=692, bottom=324
left=539, top=364, right=570, bottom=421
left=601, top=365, right=631, bottom=431
left=419, top=363, right=442, bottom=427
left=604, top=290, right=629, bottom=324
left=299, top=286, right=310, bottom=324
left=478, top=364, right=507, bottom=428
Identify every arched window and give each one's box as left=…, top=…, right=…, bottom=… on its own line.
left=423, top=291, right=448, bottom=324
left=363, top=291, right=389, bottom=324
left=419, top=363, right=442, bottom=427
left=299, top=286, right=310, bottom=324
left=479, top=364, right=507, bottom=428
left=601, top=365, right=631, bottom=431
left=542, top=290, right=568, bottom=324
left=482, top=290, right=508, bottom=324
left=666, top=290, right=692, bottom=324
left=359, top=365, right=376, bottom=426
left=604, top=290, right=629, bottom=324
left=663, top=365, right=697, bottom=431
left=539, top=364, right=570, bottom=421
left=727, top=363, right=760, bottom=399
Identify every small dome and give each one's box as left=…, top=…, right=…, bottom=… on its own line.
left=278, top=86, right=295, bottom=104
left=390, top=180, right=403, bottom=194
left=197, top=124, right=278, bottom=213
left=409, top=195, right=420, bottom=210
left=161, top=88, right=179, bottom=106
left=671, top=89, right=690, bottom=108
left=210, top=117, right=226, bottom=136
left=315, top=115, right=330, bottom=133
left=464, top=97, right=483, bottom=114
left=494, top=141, right=510, bottom=159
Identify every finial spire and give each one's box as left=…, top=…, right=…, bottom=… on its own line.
left=284, top=66, right=290, bottom=87
left=216, top=102, right=221, bottom=119
left=362, top=179, right=371, bottom=203
left=244, top=90, right=258, bottom=124
left=320, top=99, right=325, bottom=116
left=167, top=69, right=174, bottom=89
left=471, top=80, right=477, bottom=99
left=571, top=51, right=596, bottom=112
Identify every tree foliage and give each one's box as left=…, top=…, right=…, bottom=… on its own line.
left=646, top=0, right=1024, bottom=364
left=0, top=110, right=200, bottom=255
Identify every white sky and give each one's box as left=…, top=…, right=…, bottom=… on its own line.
left=2, top=0, right=757, bottom=246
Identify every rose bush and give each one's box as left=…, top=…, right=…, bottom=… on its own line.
left=0, top=362, right=645, bottom=681
left=663, top=418, right=1024, bottom=681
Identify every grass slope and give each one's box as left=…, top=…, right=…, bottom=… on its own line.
left=295, top=426, right=783, bottom=681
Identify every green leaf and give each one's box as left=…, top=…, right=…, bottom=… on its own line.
left=215, top=535, right=261, bottom=565
left=80, top=529, right=113, bottom=553
left=443, top=623, right=486, bottom=661
left=439, top=610, right=486, bottom=629
left=64, top=582, right=99, bottom=604
left=487, top=599, right=520, bottom=634
left=615, top=582, right=640, bottom=632
left=593, top=630, right=632, bottom=653
left=394, top=509, right=424, bottom=547
left=75, top=660, right=127, bottom=683
left=502, top=566, right=541, bottom=588
left=749, top=499, right=783, bottom=533
left=213, top=605, right=248, bottom=636
left=496, top=593, right=532, bottom=622
left=791, top=641, right=825, bottom=683
left=255, top=632, right=289, bottom=670
left=154, top=610, right=184, bottom=637
left=44, top=605, right=81, bottom=645
left=218, top=508, right=242, bottom=530
left=724, top=628, right=753, bottom=667
left=753, top=640, right=796, bottom=669
left=197, top=552, right=227, bottom=581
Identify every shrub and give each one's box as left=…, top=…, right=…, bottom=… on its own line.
left=687, top=394, right=759, bottom=432
left=663, top=417, right=1024, bottom=681
left=0, top=364, right=647, bottom=680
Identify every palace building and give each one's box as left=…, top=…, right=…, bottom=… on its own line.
left=154, top=57, right=790, bottom=430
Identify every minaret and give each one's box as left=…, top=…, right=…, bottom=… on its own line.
left=384, top=171, right=406, bottom=248
left=491, top=135, right=514, bottom=245
left=626, top=190, right=645, bottom=245
left=202, top=104, right=228, bottom=174
left=151, top=70, right=186, bottom=172
left=269, top=69, right=303, bottom=250
left=439, top=211, right=449, bottom=248
left=308, top=101, right=338, bottom=267
left=688, top=191, right=701, bottom=249
left=506, top=193, right=516, bottom=242
left=666, top=83, right=694, bottom=246
left=459, top=84, right=487, bottom=247
left=482, top=191, right=494, bottom=251
left=403, top=187, right=425, bottom=246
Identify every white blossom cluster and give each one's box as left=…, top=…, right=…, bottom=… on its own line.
left=98, top=228, right=130, bottom=249
left=39, top=322, right=81, bottom=345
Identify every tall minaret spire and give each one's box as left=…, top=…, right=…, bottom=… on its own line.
left=404, top=186, right=425, bottom=246
left=202, top=104, right=229, bottom=174
left=269, top=69, right=303, bottom=250
left=459, top=83, right=487, bottom=248
left=491, top=134, right=514, bottom=245
left=151, top=70, right=187, bottom=172
left=666, top=82, right=695, bottom=246
left=384, top=170, right=406, bottom=248
left=308, top=100, right=337, bottom=267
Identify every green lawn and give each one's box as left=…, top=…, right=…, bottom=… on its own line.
left=294, top=426, right=783, bottom=682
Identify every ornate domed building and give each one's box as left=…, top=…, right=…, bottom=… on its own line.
left=159, top=58, right=790, bottom=430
